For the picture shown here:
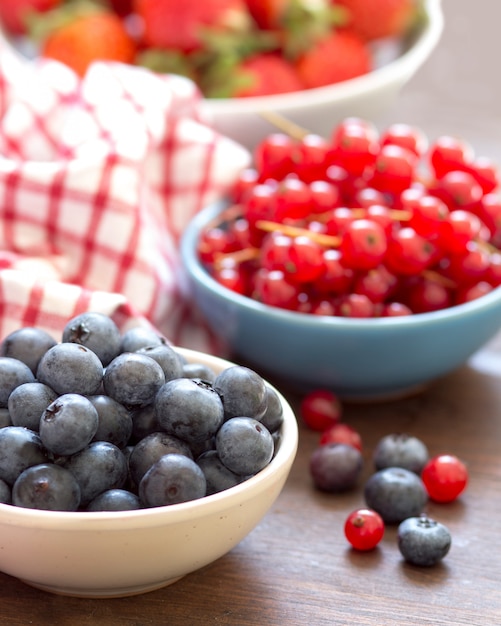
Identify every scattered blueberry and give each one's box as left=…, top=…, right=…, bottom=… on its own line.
left=309, top=443, right=363, bottom=492
left=373, top=433, right=429, bottom=474
left=397, top=515, right=452, bottom=566
left=364, top=466, right=428, bottom=524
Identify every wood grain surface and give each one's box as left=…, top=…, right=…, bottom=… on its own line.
left=1, top=1, right=501, bottom=624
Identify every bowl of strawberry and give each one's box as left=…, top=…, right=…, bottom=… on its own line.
left=0, top=0, right=443, bottom=150
left=180, top=116, right=501, bottom=400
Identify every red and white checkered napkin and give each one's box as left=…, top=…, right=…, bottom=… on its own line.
left=0, top=39, right=251, bottom=353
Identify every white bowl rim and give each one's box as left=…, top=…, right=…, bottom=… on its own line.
left=181, top=200, right=501, bottom=332
left=0, top=347, right=298, bottom=527
left=202, top=0, right=444, bottom=114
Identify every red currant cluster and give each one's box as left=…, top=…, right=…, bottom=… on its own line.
left=198, top=117, right=501, bottom=317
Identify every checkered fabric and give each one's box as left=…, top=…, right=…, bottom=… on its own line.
left=0, top=38, right=251, bottom=352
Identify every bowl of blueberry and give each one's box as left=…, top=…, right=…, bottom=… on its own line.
left=180, top=116, right=501, bottom=400
left=0, top=313, right=298, bottom=598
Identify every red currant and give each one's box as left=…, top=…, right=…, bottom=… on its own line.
left=254, top=133, right=296, bottom=181
left=344, top=508, right=385, bottom=551
left=421, top=454, right=468, bottom=503
left=339, top=219, right=387, bottom=271
left=380, top=122, right=428, bottom=158
left=300, top=389, right=342, bottom=431
left=319, top=422, right=362, bottom=450
left=429, top=135, right=474, bottom=178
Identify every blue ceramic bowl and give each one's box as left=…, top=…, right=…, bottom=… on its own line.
left=180, top=202, right=501, bottom=400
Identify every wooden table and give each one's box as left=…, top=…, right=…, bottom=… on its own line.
left=2, top=1, right=501, bottom=623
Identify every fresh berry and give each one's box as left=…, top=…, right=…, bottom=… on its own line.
left=344, top=508, right=385, bottom=551
left=319, top=422, right=362, bottom=451
left=364, top=466, right=428, bottom=524
left=231, top=53, right=304, bottom=98
left=336, top=0, right=419, bottom=41
left=373, top=433, right=429, bottom=474
left=40, top=7, right=137, bottom=77
left=421, top=454, right=468, bottom=503
left=309, top=442, right=363, bottom=492
left=295, top=30, right=372, bottom=88
left=397, top=515, right=452, bottom=566
left=300, top=388, right=342, bottom=431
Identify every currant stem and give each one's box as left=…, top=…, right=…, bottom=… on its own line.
left=256, top=219, right=341, bottom=247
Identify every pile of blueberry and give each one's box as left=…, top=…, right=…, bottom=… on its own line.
left=303, top=391, right=468, bottom=567
left=0, top=312, right=283, bottom=512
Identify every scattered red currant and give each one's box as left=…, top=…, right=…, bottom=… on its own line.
left=421, top=454, right=468, bottom=503
left=300, top=389, right=342, bottom=431
left=319, top=422, right=362, bottom=451
left=344, top=508, right=385, bottom=551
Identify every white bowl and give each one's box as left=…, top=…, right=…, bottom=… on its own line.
left=0, top=347, right=298, bottom=598
left=201, top=0, right=444, bottom=149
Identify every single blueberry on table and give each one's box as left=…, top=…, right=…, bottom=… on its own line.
left=62, top=311, right=122, bottom=366
left=216, top=417, right=274, bottom=476
left=39, top=393, right=99, bottom=456
left=0, top=326, right=57, bottom=375
left=373, top=433, right=429, bottom=474
left=36, top=343, right=103, bottom=396
left=139, top=453, right=207, bottom=507
left=397, top=515, right=452, bottom=566
left=12, top=463, right=81, bottom=511
left=309, top=443, right=363, bottom=492
left=364, top=466, right=428, bottom=524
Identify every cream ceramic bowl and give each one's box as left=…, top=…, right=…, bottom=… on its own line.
left=201, top=0, right=444, bottom=149
left=0, top=348, right=298, bottom=598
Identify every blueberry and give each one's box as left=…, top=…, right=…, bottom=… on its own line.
left=0, top=426, right=49, bottom=485
left=0, top=357, right=36, bottom=407
left=216, top=417, right=274, bottom=476
left=373, top=433, right=429, bottom=474
left=196, top=449, right=243, bottom=495
left=0, top=327, right=57, bottom=374
left=181, top=362, right=217, bottom=383
left=398, top=515, right=452, bottom=566
left=103, top=352, right=165, bottom=407
left=62, top=311, right=122, bottom=366
left=136, top=344, right=184, bottom=382
left=8, top=382, right=58, bottom=432
left=59, top=441, right=128, bottom=506
left=12, top=463, right=81, bottom=511
left=119, top=327, right=167, bottom=353
left=36, top=343, right=103, bottom=396
left=40, top=393, right=99, bottom=456
left=259, top=385, right=284, bottom=434
left=130, top=404, right=160, bottom=442
left=86, top=488, right=142, bottom=512
left=364, top=467, right=428, bottom=524
left=0, top=478, right=11, bottom=503
left=128, top=431, right=193, bottom=487
left=213, top=366, right=268, bottom=421
left=88, top=395, right=133, bottom=449
left=139, top=453, right=207, bottom=507
left=155, top=377, right=224, bottom=444
left=309, top=443, right=363, bottom=492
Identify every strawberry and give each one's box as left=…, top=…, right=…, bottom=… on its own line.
left=133, top=0, right=253, bottom=53
left=245, top=0, right=290, bottom=30
left=40, top=8, right=137, bottom=77
left=333, top=0, right=419, bottom=41
left=295, top=29, right=371, bottom=89
left=0, top=0, right=62, bottom=35
left=231, top=52, right=303, bottom=97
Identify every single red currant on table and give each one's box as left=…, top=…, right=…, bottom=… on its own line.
left=421, top=454, right=468, bottom=503
left=344, top=508, right=385, bottom=551
left=300, top=389, right=342, bottom=431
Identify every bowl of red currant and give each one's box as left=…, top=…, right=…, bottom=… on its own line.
left=180, top=116, right=501, bottom=400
